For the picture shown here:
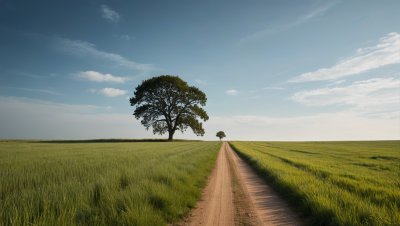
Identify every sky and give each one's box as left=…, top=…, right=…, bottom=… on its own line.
left=0, top=0, right=399, bottom=141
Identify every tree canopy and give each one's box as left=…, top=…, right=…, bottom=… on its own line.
left=130, top=75, right=209, bottom=140
left=216, top=131, right=226, bottom=141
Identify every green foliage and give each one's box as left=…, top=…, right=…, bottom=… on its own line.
left=229, top=141, right=400, bottom=226
left=216, top=131, right=226, bottom=141
left=0, top=141, right=220, bottom=225
left=130, top=75, right=209, bottom=140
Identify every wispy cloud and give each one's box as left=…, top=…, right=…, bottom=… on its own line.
left=87, top=88, right=96, bottom=93
left=262, top=87, right=285, bottom=90
left=71, top=71, right=130, bottom=83
left=0, top=96, right=98, bottom=114
left=114, top=35, right=134, bottom=40
left=99, top=88, right=128, bottom=97
left=54, top=37, right=156, bottom=73
left=121, top=35, right=134, bottom=40
left=5, top=87, right=64, bottom=95
left=11, top=71, right=60, bottom=79
left=226, top=89, right=238, bottom=95
left=327, top=79, right=346, bottom=86
left=291, top=78, right=400, bottom=117
left=106, top=106, right=112, bottom=110
left=240, top=1, right=338, bottom=43
left=332, top=79, right=346, bottom=85
left=101, top=5, right=120, bottom=23
left=303, top=1, right=337, bottom=19
left=352, top=15, right=369, bottom=24
left=195, top=79, right=207, bottom=85
left=11, top=70, right=44, bottom=78
left=289, top=32, right=400, bottom=82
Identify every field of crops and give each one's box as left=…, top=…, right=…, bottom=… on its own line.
left=0, top=140, right=221, bottom=226
left=229, top=141, right=400, bottom=226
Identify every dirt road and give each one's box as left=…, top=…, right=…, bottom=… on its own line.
left=178, top=141, right=234, bottom=225
left=177, top=142, right=302, bottom=226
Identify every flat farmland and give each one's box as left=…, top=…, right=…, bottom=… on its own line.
left=229, top=141, right=400, bottom=226
left=0, top=140, right=221, bottom=226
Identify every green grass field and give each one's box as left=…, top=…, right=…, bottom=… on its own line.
left=229, top=141, right=400, bottom=226
left=0, top=140, right=221, bottom=226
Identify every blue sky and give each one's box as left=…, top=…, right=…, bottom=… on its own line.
left=1, top=0, right=399, bottom=140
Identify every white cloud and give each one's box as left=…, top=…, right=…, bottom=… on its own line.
left=72, top=71, right=129, bottom=83
left=106, top=106, right=112, bottom=110
left=195, top=79, right=207, bottom=85
left=291, top=78, right=400, bottom=116
left=99, top=88, right=128, bottom=97
left=87, top=88, right=96, bottom=93
left=240, top=1, right=338, bottom=43
left=126, top=96, right=130, bottom=100
left=101, top=5, right=120, bottom=23
left=226, top=89, right=238, bottom=95
left=262, top=87, right=285, bottom=90
left=289, top=32, right=400, bottom=82
left=54, top=37, right=156, bottom=73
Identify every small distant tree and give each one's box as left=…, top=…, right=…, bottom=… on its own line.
left=130, top=75, right=209, bottom=141
left=216, top=131, right=226, bottom=141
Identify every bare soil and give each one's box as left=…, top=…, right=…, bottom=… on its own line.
left=174, top=142, right=303, bottom=226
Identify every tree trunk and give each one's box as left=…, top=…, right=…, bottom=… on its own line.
left=168, top=130, right=174, bottom=141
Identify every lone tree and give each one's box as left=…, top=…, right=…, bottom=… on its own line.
left=130, top=75, right=209, bottom=141
left=216, top=131, right=226, bottom=141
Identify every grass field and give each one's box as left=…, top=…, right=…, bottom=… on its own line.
left=0, top=140, right=221, bottom=226
left=229, top=141, right=400, bottom=226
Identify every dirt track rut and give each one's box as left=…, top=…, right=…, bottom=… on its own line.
left=226, top=142, right=302, bottom=226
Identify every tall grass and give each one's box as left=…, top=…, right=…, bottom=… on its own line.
left=0, top=140, right=221, bottom=226
left=229, top=141, right=400, bottom=226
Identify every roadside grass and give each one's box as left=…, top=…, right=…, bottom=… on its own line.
left=0, top=140, right=221, bottom=226
left=229, top=141, right=400, bottom=226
